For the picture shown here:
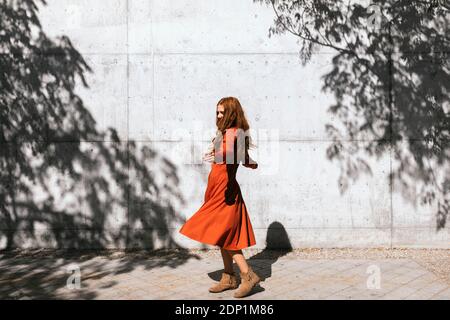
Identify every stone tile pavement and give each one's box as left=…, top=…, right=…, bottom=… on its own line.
left=1, top=249, right=449, bottom=300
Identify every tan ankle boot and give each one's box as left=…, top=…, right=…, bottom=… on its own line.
left=209, top=272, right=239, bottom=293
left=233, top=266, right=261, bottom=298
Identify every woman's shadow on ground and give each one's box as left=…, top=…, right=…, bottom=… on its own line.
left=208, top=221, right=292, bottom=296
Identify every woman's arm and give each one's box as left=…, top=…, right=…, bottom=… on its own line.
left=222, top=128, right=258, bottom=169
left=242, top=147, right=258, bottom=169
left=241, top=135, right=258, bottom=169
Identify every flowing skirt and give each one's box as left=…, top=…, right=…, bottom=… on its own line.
left=179, top=162, right=256, bottom=250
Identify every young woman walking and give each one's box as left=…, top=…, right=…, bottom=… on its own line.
left=179, top=96, right=261, bottom=298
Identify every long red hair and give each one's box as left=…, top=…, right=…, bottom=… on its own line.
left=215, top=97, right=250, bottom=133
left=212, top=97, right=256, bottom=159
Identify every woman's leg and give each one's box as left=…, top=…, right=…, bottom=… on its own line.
left=226, top=249, right=249, bottom=274
left=220, top=247, right=235, bottom=274
left=209, top=248, right=239, bottom=293
left=227, top=249, right=261, bottom=298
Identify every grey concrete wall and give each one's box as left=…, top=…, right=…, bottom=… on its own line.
left=3, top=0, right=449, bottom=249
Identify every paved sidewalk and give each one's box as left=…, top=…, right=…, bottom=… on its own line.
left=1, top=249, right=449, bottom=300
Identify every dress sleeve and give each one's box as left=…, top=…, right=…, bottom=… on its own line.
left=221, top=129, right=238, bottom=164
left=220, top=129, right=258, bottom=168
left=242, top=144, right=258, bottom=169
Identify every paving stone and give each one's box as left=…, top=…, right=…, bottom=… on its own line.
left=379, top=286, right=420, bottom=300
left=404, top=290, right=440, bottom=300
left=1, top=254, right=449, bottom=300
left=430, top=288, right=450, bottom=300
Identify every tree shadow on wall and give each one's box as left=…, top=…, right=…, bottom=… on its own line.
left=255, top=0, right=450, bottom=230
left=0, top=0, right=196, bottom=298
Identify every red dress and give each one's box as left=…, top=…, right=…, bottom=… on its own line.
left=179, top=127, right=257, bottom=250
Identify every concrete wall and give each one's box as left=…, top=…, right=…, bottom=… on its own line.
left=3, top=0, right=449, bottom=249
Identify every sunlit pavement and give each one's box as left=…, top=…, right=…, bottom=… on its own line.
left=1, top=250, right=449, bottom=300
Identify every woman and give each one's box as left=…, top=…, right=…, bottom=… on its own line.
left=179, top=96, right=261, bottom=298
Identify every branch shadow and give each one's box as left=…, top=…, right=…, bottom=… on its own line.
left=0, top=0, right=196, bottom=298
left=254, top=0, right=450, bottom=231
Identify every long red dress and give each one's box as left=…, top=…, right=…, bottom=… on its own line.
left=179, top=127, right=257, bottom=250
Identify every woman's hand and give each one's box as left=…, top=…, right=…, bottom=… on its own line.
left=243, top=162, right=258, bottom=169
left=202, top=150, right=215, bottom=163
